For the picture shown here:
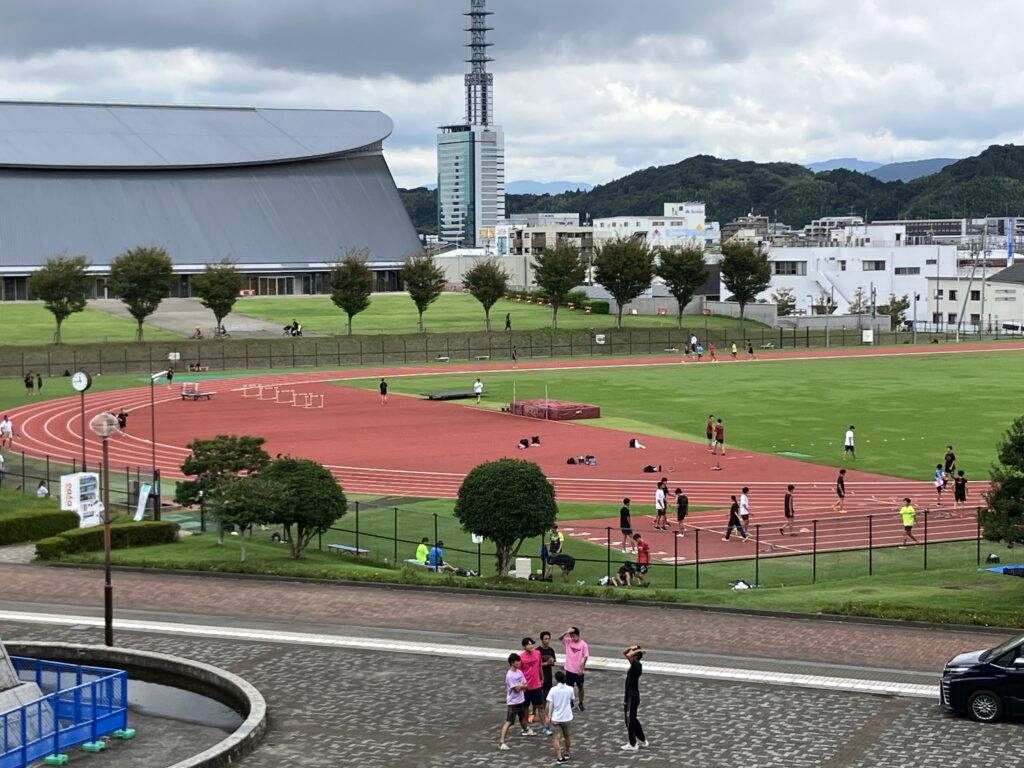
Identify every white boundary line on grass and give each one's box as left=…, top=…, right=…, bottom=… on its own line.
left=0, top=610, right=938, bottom=700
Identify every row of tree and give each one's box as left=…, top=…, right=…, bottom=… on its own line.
left=769, top=286, right=912, bottom=324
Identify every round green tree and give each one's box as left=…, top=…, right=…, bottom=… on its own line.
left=454, top=459, right=557, bottom=576
left=260, top=457, right=348, bottom=559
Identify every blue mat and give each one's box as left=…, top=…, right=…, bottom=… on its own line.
left=980, top=564, right=1024, bottom=575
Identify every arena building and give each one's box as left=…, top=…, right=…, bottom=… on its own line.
left=0, top=100, right=422, bottom=301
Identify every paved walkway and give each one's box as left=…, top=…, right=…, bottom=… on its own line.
left=88, top=298, right=301, bottom=338
left=3, top=563, right=1022, bottom=766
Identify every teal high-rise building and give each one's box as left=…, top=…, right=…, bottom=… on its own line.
left=437, top=0, right=505, bottom=248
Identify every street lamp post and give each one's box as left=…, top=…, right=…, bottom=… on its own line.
left=149, top=371, right=168, bottom=521
left=913, top=293, right=919, bottom=344
left=89, top=411, right=119, bottom=647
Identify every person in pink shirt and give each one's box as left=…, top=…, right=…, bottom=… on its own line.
left=559, top=626, right=590, bottom=711
left=519, top=637, right=553, bottom=735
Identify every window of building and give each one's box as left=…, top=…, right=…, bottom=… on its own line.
left=970, top=314, right=981, bottom=325
left=947, top=312, right=958, bottom=324
left=935, top=289, right=944, bottom=299
left=926, top=259, right=937, bottom=265
left=772, top=261, right=807, bottom=276
left=839, top=261, right=847, bottom=271
left=932, top=312, right=942, bottom=325
left=652, top=221, right=665, bottom=226
left=970, top=290, right=981, bottom=301
left=894, top=267, right=921, bottom=275
left=948, top=290, right=957, bottom=301
left=862, top=260, right=886, bottom=271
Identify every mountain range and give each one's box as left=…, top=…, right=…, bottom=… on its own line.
left=419, top=180, right=593, bottom=194
left=400, top=145, right=1024, bottom=234
left=805, top=157, right=957, bottom=182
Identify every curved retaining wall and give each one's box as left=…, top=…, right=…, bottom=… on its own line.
left=3, top=642, right=266, bottom=768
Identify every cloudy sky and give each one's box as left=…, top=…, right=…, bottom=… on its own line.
left=2, top=0, right=1021, bottom=188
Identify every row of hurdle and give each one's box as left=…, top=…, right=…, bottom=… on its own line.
left=241, top=384, right=324, bottom=409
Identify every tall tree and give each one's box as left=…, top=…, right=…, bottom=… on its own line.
left=400, top=253, right=446, bottom=332
left=27, top=254, right=92, bottom=344
left=190, top=259, right=243, bottom=332
left=719, top=242, right=771, bottom=331
left=454, top=458, right=558, bottom=576
left=108, top=246, right=175, bottom=341
left=260, top=457, right=348, bottom=560
left=205, top=475, right=283, bottom=563
left=654, top=245, right=709, bottom=328
left=593, top=238, right=655, bottom=329
left=531, top=243, right=585, bottom=329
left=330, top=247, right=374, bottom=335
left=462, top=258, right=509, bottom=331
left=770, top=286, right=797, bottom=317
left=980, top=416, right=1024, bottom=545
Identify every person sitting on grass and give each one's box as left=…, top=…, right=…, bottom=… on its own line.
left=427, top=540, right=459, bottom=573
left=612, top=560, right=636, bottom=587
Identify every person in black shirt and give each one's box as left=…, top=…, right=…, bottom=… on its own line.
left=674, top=487, right=688, bottom=537
left=953, top=470, right=968, bottom=517
left=619, top=498, right=634, bottom=553
left=621, top=645, right=647, bottom=751
left=722, top=495, right=748, bottom=542
left=780, top=484, right=796, bottom=536
left=538, top=631, right=557, bottom=698
left=379, top=378, right=388, bottom=404
left=832, top=468, right=846, bottom=513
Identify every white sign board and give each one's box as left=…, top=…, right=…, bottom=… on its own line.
left=168, top=352, right=181, bottom=361
left=861, top=330, right=874, bottom=344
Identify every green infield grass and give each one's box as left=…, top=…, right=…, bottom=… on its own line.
left=0, top=304, right=179, bottom=346
left=234, top=293, right=761, bottom=335
left=341, top=348, right=1024, bottom=480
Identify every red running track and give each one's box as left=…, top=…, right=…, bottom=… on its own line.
left=6, top=342, right=1010, bottom=561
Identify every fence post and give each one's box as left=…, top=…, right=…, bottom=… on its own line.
left=46, top=455, right=51, bottom=492
left=976, top=510, right=981, bottom=565
left=779, top=327, right=783, bottom=349
left=755, top=524, right=760, bottom=585
left=868, top=515, right=873, bottom=576
left=923, top=509, right=929, bottom=570
left=812, top=519, right=817, bottom=583
left=694, top=528, right=700, bottom=589
left=355, top=503, right=360, bottom=553
left=605, top=526, right=611, bottom=582
left=806, top=327, right=810, bottom=347
left=20, top=452, right=25, bottom=494
left=433, top=513, right=438, bottom=549
left=394, top=507, right=399, bottom=563
left=673, top=532, right=678, bottom=589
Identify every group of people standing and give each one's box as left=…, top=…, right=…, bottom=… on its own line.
left=22, top=372, right=42, bottom=396
left=499, top=627, right=648, bottom=759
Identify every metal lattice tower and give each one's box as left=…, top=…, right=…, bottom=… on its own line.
left=464, top=0, right=494, bottom=126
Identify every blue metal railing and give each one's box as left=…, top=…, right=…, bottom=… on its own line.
left=0, top=657, right=128, bottom=768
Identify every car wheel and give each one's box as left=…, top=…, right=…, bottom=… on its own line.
left=967, top=690, right=1004, bottom=723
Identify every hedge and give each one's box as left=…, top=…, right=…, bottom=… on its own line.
left=35, top=521, right=180, bottom=561
left=0, top=510, right=80, bottom=546
left=584, top=300, right=610, bottom=314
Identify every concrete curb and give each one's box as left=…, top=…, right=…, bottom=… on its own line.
left=43, top=560, right=1022, bottom=636
left=3, top=641, right=267, bottom=768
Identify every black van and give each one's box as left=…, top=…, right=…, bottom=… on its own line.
left=941, top=634, right=1024, bottom=722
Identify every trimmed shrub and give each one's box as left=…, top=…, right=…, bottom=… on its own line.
left=0, top=510, right=80, bottom=546
left=584, top=300, right=610, bottom=314
left=35, top=536, right=70, bottom=560
left=35, top=521, right=179, bottom=560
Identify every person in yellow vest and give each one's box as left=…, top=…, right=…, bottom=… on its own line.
left=415, top=537, right=430, bottom=564
left=898, top=498, right=920, bottom=548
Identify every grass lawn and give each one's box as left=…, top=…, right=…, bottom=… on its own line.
left=342, top=349, right=1024, bottom=480
left=234, top=293, right=762, bottom=336
left=0, top=304, right=179, bottom=346
left=56, top=530, right=1024, bottom=627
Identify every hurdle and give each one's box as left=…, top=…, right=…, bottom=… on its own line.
left=276, top=388, right=296, bottom=405
left=293, top=392, right=324, bottom=409
left=258, top=385, right=278, bottom=400
left=242, top=384, right=261, bottom=398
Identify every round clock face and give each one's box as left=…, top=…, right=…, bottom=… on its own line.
left=71, top=371, right=92, bottom=392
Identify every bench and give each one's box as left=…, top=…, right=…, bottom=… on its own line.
left=423, top=390, right=477, bottom=401
left=329, top=543, right=370, bottom=556
left=187, top=364, right=210, bottom=372
left=435, top=356, right=451, bottom=362
left=404, top=558, right=438, bottom=571
left=474, top=355, right=490, bottom=360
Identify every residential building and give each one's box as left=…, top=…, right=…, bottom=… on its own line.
left=436, top=0, right=506, bottom=248
left=593, top=202, right=719, bottom=249
left=926, top=263, right=1024, bottom=332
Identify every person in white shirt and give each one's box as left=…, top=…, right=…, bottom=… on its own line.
left=843, top=425, right=856, bottom=460
left=546, top=670, right=575, bottom=764
left=36, top=481, right=49, bottom=498
left=739, top=486, right=751, bottom=530
left=654, top=481, right=668, bottom=530
left=473, top=378, right=484, bottom=404
left=0, top=415, right=13, bottom=449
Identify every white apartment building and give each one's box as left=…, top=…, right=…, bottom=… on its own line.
left=593, top=202, right=720, bottom=249
left=926, top=264, right=1024, bottom=332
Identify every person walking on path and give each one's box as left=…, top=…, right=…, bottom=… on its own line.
left=675, top=487, right=688, bottom=537
left=619, top=498, right=634, bottom=553
left=943, top=445, right=957, bottom=478
left=933, top=464, right=946, bottom=505
left=35, top=373, right=43, bottom=396
left=473, top=378, right=484, bottom=404
left=780, top=484, right=797, bottom=536
left=498, top=653, right=534, bottom=750
left=632, top=534, right=650, bottom=587
left=116, top=408, right=128, bottom=432
left=722, top=495, right=749, bottom=541
left=843, top=425, right=856, bottom=460
left=511, top=344, right=518, bottom=368
left=654, top=480, right=668, bottom=530
left=712, top=419, right=725, bottom=455
left=504, top=312, right=512, bottom=331
left=689, top=333, right=698, bottom=358
left=898, top=498, right=920, bottom=548
left=519, top=637, right=552, bottom=735
left=706, top=415, right=715, bottom=451
left=747, top=340, right=756, bottom=360
left=379, top=377, right=388, bottom=404
left=832, top=468, right=847, bottom=512
left=709, top=342, right=718, bottom=362
left=695, top=343, right=704, bottom=361
left=621, top=644, right=648, bottom=752
left=739, top=486, right=751, bottom=532
left=730, top=342, right=738, bottom=359
left=953, top=470, right=968, bottom=517
left=559, top=627, right=589, bottom=711
left=0, top=415, right=15, bottom=450
left=24, top=372, right=34, bottom=397
left=546, top=670, right=574, bottom=764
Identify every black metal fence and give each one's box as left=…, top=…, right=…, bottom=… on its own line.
left=317, top=501, right=990, bottom=589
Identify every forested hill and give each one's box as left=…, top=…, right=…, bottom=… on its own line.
left=399, top=144, right=1024, bottom=234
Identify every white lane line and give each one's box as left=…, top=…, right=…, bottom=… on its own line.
left=0, top=610, right=938, bottom=700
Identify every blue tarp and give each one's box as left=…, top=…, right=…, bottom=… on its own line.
left=979, top=563, right=1024, bottom=575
